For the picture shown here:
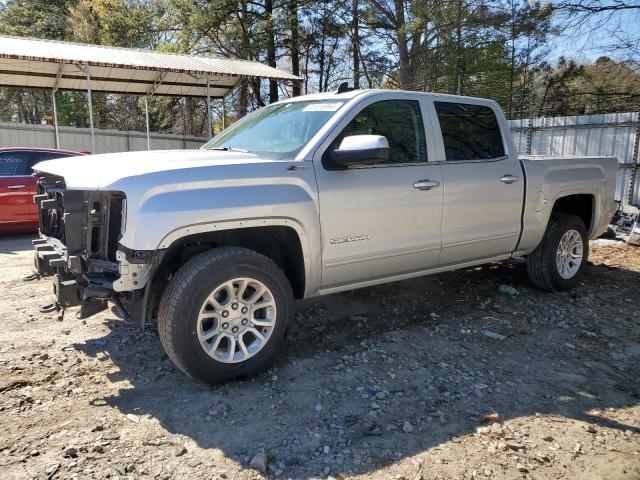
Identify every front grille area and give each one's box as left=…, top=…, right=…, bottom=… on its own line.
left=33, top=176, right=127, bottom=317
left=35, top=175, right=125, bottom=274
left=37, top=176, right=90, bottom=253
left=36, top=175, right=67, bottom=241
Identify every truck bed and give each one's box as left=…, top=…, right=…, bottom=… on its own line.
left=515, top=155, right=618, bottom=256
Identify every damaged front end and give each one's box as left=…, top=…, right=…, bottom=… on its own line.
left=32, top=175, right=153, bottom=325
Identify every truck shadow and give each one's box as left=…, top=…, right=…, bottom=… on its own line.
left=0, top=233, right=35, bottom=255
left=74, top=256, right=640, bottom=478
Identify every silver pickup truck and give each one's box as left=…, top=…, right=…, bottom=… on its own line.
left=31, top=89, right=617, bottom=383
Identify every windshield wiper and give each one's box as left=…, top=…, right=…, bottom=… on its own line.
left=208, top=146, right=250, bottom=153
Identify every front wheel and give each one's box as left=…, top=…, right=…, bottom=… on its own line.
left=158, top=247, right=294, bottom=384
left=526, top=213, right=589, bottom=291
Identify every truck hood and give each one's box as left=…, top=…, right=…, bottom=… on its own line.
left=32, top=149, right=278, bottom=189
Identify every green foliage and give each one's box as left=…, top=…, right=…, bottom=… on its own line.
left=534, top=56, right=640, bottom=116
left=67, top=0, right=165, bottom=47
left=0, top=0, right=71, bottom=38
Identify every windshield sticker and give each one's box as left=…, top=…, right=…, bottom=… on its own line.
left=303, top=103, right=342, bottom=112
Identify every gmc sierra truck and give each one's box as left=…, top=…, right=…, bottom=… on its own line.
left=30, top=89, right=617, bottom=384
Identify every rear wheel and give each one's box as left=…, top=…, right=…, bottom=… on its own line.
left=526, top=213, right=589, bottom=291
left=158, top=247, right=294, bottom=384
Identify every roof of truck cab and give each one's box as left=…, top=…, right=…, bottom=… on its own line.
left=281, top=89, right=499, bottom=105
left=281, top=90, right=365, bottom=101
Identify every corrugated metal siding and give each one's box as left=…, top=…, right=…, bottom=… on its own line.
left=615, top=167, right=634, bottom=206
left=0, top=122, right=206, bottom=153
left=508, top=112, right=640, bottom=205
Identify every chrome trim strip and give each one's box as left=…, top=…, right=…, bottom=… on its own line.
left=319, top=254, right=511, bottom=295
left=442, top=232, right=518, bottom=249
left=437, top=155, right=509, bottom=165
left=325, top=243, right=441, bottom=268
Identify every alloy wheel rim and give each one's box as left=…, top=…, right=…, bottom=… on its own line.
left=197, top=277, right=276, bottom=363
left=556, top=229, right=583, bottom=279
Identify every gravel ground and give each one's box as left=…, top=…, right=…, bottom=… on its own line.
left=1, top=234, right=639, bottom=480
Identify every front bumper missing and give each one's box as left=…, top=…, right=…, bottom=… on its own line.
left=33, top=235, right=111, bottom=317
left=113, top=250, right=152, bottom=292
left=32, top=177, right=156, bottom=325
left=33, top=234, right=153, bottom=322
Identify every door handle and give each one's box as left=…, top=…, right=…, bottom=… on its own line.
left=499, top=175, right=520, bottom=184
left=7, top=184, right=26, bottom=189
left=413, top=179, right=440, bottom=190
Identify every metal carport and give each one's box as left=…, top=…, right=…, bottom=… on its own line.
left=0, top=34, right=302, bottom=152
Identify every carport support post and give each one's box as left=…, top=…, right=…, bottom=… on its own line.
left=85, top=65, right=96, bottom=154
left=221, top=96, right=226, bottom=130
left=144, top=96, right=151, bottom=150
left=51, top=90, right=60, bottom=149
left=206, top=78, right=213, bottom=139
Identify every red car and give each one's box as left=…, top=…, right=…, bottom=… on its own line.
left=0, top=147, right=87, bottom=233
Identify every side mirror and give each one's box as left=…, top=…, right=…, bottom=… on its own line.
left=333, top=135, right=389, bottom=167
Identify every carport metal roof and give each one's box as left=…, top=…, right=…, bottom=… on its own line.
left=0, top=35, right=302, bottom=152
left=0, top=35, right=301, bottom=98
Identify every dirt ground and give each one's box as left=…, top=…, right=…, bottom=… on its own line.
left=0, top=235, right=639, bottom=480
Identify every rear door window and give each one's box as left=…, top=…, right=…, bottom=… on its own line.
left=434, top=102, right=505, bottom=161
left=0, top=152, right=30, bottom=176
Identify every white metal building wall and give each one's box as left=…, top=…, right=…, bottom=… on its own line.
left=0, top=122, right=206, bottom=153
left=508, top=112, right=640, bottom=206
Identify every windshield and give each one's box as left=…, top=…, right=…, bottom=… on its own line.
left=202, top=100, right=346, bottom=159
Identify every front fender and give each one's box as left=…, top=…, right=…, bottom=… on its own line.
left=119, top=176, right=321, bottom=297
left=160, top=216, right=319, bottom=297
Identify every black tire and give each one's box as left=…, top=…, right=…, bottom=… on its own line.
left=158, top=246, right=294, bottom=384
left=526, top=213, right=589, bottom=291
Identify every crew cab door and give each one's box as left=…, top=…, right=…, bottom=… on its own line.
left=314, top=94, right=443, bottom=290
left=0, top=151, right=33, bottom=231
left=428, top=100, right=524, bottom=265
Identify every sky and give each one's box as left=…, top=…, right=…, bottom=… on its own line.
left=548, top=9, right=640, bottom=63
